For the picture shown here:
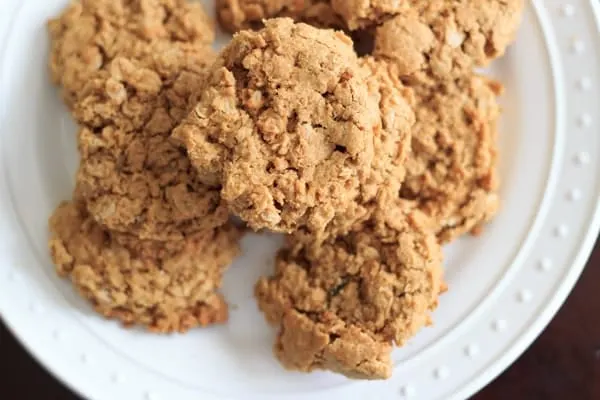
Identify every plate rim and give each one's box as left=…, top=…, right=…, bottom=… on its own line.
left=0, top=1, right=599, bottom=400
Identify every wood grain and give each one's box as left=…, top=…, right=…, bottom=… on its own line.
left=1, top=238, right=598, bottom=399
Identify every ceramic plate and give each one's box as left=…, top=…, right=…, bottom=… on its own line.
left=1, top=1, right=599, bottom=399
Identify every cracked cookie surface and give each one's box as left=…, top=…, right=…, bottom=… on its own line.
left=48, top=0, right=215, bottom=106
left=374, top=0, right=524, bottom=80
left=255, top=200, right=444, bottom=379
left=331, top=0, right=407, bottom=30
left=216, top=0, right=342, bottom=32
left=73, top=46, right=229, bottom=241
left=293, top=56, right=415, bottom=247
left=49, top=201, right=243, bottom=333
left=174, top=18, right=386, bottom=234
left=401, top=74, right=502, bottom=243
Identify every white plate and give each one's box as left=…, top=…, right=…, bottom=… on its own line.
left=0, top=1, right=599, bottom=399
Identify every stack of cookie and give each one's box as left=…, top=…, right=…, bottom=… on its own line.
left=47, top=0, right=243, bottom=333
left=47, top=0, right=524, bottom=381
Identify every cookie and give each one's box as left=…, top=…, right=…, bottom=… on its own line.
left=173, top=18, right=395, bottom=234
left=401, top=74, right=502, bottom=243
left=293, top=56, right=415, bottom=247
left=255, top=201, right=445, bottom=379
left=73, top=46, right=229, bottom=241
left=48, top=0, right=215, bottom=106
left=374, top=0, right=524, bottom=80
left=216, top=0, right=342, bottom=32
left=48, top=201, right=243, bottom=333
left=331, top=0, right=407, bottom=30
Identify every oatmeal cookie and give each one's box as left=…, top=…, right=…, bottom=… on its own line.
left=216, top=0, right=342, bottom=32
left=255, top=201, right=445, bottom=379
left=48, top=0, right=215, bottom=106
left=374, top=0, right=524, bottom=80
left=293, top=56, right=415, bottom=246
left=73, top=46, right=228, bottom=241
left=401, top=75, right=502, bottom=243
left=49, top=201, right=243, bottom=333
left=331, top=0, right=407, bottom=30
left=174, top=18, right=394, bottom=234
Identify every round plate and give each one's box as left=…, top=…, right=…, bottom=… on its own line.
left=1, top=1, right=599, bottom=399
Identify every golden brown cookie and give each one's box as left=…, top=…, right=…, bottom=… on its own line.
left=49, top=201, right=243, bottom=333
left=331, top=0, right=407, bottom=30
left=216, top=0, right=343, bottom=32
left=293, top=56, right=415, bottom=246
left=401, top=75, right=502, bottom=243
left=374, top=0, right=524, bottom=80
left=174, top=18, right=397, bottom=234
left=48, top=0, right=215, bottom=106
left=255, top=201, right=445, bottom=379
left=73, top=46, right=229, bottom=241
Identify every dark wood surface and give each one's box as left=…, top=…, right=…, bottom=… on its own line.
left=1, top=238, right=599, bottom=400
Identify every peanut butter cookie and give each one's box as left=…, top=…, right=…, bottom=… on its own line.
left=48, top=0, right=215, bottom=106
left=174, top=18, right=395, bottom=234
left=293, top=56, right=415, bottom=246
left=73, top=46, right=229, bottom=241
left=255, top=201, right=445, bottom=379
left=49, top=201, right=242, bottom=333
left=331, top=0, right=407, bottom=30
left=216, top=0, right=342, bottom=32
left=401, top=75, right=502, bottom=243
left=374, top=0, right=524, bottom=80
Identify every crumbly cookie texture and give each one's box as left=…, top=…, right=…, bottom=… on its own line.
left=293, top=56, right=415, bottom=247
left=255, top=201, right=444, bottom=379
left=276, top=310, right=393, bottom=379
left=216, top=0, right=342, bottom=32
left=174, top=18, right=385, bottom=234
left=331, top=0, right=407, bottom=30
left=374, top=0, right=524, bottom=80
left=48, top=0, right=215, bottom=106
left=401, top=75, right=502, bottom=243
left=49, top=201, right=243, bottom=333
left=73, top=46, right=229, bottom=241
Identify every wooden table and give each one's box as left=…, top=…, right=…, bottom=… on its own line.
left=1, top=238, right=599, bottom=399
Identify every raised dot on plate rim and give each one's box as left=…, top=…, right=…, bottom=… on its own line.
left=578, top=114, right=592, bottom=127
left=539, top=258, right=553, bottom=271
left=574, top=152, right=591, bottom=165
left=555, top=224, right=569, bottom=238
left=571, top=39, right=585, bottom=54
left=465, top=344, right=479, bottom=358
left=145, top=392, right=158, bottom=400
left=578, top=77, right=592, bottom=91
left=29, top=302, right=41, bottom=313
left=561, top=4, right=575, bottom=17
left=434, top=367, right=450, bottom=380
left=567, top=189, right=582, bottom=201
left=400, top=385, right=416, bottom=398
left=493, top=319, right=507, bottom=332
left=517, top=290, right=533, bottom=303
left=111, top=373, right=124, bottom=384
